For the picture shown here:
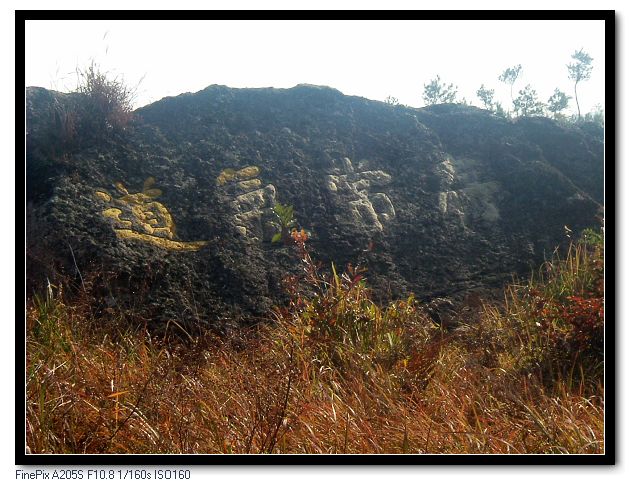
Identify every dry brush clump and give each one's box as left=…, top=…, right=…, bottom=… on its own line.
left=74, top=62, right=136, bottom=138
left=40, top=62, right=137, bottom=157
left=25, top=228, right=605, bottom=454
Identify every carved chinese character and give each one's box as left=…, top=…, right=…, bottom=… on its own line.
left=95, top=177, right=207, bottom=251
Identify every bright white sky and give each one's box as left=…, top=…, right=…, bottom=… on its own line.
left=25, top=19, right=605, bottom=114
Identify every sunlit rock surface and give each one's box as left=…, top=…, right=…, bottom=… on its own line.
left=25, top=84, right=604, bottom=330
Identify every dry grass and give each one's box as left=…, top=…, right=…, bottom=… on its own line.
left=25, top=229, right=605, bottom=454
left=75, top=61, right=136, bottom=136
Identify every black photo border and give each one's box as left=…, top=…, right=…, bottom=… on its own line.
left=17, top=8, right=616, bottom=466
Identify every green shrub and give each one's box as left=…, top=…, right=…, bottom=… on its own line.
left=500, top=227, right=604, bottom=384
left=274, top=230, right=438, bottom=376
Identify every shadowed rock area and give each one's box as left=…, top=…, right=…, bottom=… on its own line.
left=25, top=84, right=604, bottom=331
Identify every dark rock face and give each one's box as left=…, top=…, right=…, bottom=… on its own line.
left=25, top=85, right=604, bottom=330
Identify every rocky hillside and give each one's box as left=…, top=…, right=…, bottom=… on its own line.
left=25, top=84, right=604, bottom=331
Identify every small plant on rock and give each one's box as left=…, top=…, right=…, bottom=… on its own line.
left=271, top=203, right=296, bottom=243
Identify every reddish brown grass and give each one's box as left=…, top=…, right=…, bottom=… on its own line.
left=25, top=230, right=604, bottom=454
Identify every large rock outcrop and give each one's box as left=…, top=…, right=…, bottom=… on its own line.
left=25, top=84, right=604, bottom=331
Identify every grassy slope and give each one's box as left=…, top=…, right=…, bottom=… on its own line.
left=25, top=229, right=604, bottom=454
